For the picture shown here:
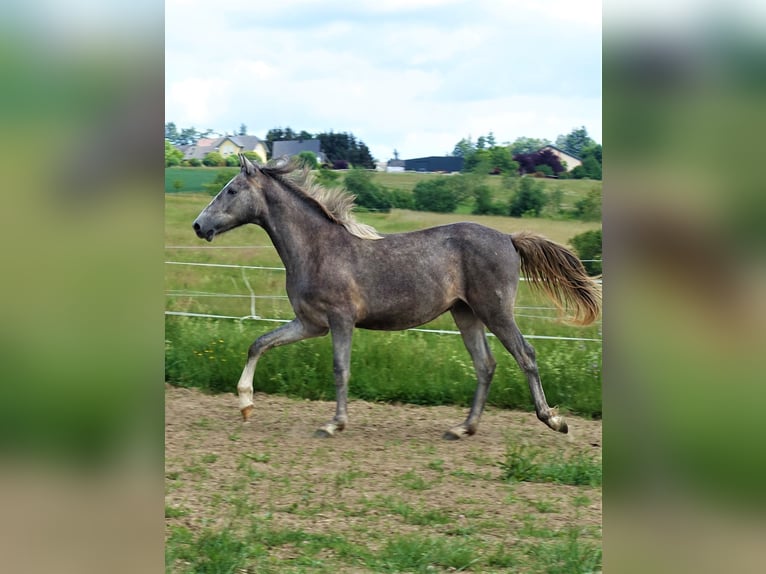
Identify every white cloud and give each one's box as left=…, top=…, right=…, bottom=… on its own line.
left=166, top=1, right=602, bottom=159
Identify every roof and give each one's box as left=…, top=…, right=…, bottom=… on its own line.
left=272, top=139, right=322, bottom=157
left=539, top=145, right=581, bottom=161
left=403, top=156, right=464, bottom=173
left=179, top=135, right=266, bottom=160
left=225, top=135, right=265, bottom=151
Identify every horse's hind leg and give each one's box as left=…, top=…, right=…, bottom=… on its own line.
left=444, top=302, right=497, bottom=440
left=486, top=316, right=568, bottom=434
left=237, top=319, right=326, bottom=421
left=314, top=318, right=353, bottom=438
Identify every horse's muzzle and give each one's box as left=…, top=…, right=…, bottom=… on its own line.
left=192, top=221, right=214, bottom=242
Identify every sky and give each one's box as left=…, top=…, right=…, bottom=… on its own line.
left=165, top=0, right=601, bottom=162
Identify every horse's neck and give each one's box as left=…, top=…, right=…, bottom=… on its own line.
left=261, top=183, right=340, bottom=272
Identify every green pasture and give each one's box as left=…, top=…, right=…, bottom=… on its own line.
left=164, top=192, right=602, bottom=417
left=165, top=167, right=226, bottom=193
left=165, top=166, right=602, bottom=214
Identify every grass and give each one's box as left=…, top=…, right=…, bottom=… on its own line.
left=166, top=516, right=601, bottom=573
left=165, top=189, right=601, bottom=416
left=500, top=443, right=602, bottom=487
left=164, top=175, right=602, bottom=571
left=165, top=315, right=602, bottom=417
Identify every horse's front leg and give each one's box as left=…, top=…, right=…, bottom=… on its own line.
left=238, top=319, right=326, bottom=421
left=314, top=320, right=353, bottom=438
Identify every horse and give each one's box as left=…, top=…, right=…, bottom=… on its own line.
left=193, top=154, right=601, bottom=439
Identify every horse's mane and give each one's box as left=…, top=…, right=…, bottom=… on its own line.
left=261, top=157, right=383, bottom=240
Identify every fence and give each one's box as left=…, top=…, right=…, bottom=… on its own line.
left=165, top=249, right=602, bottom=344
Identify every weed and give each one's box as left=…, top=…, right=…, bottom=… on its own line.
left=201, top=453, right=218, bottom=464
left=375, top=534, right=479, bottom=573
left=500, top=443, right=602, bottom=486
left=164, top=505, right=187, bottom=518
left=395, top=469, right=436, bottom=491
left=427, top=458, right=445, bottom=472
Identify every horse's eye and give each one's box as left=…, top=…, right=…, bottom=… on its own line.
left=227, top=188, right=238, bottom=196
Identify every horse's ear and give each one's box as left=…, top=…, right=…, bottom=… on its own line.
left=239, top=153, right=258, bottom=176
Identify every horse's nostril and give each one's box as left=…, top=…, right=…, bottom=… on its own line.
left=193, top=222, right=200, bottom=231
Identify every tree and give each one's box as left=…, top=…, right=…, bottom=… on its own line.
left=412, top=179, right=459, bottom=213
left=238, top=123, right=248, bottom=136
left=296, top=151, right=318, bottom=169
left=344, top=169, right=391, bottom=212
left=165, top=123, right=213, bottom=147
left=472, top=185, right=506, bottom=215
left=570, top=229, right=602, bottom=275
left=452, top=137, right=474, bottom=157
left=514, top=148, right=565, bottom=175
left=573, top=187, right=601, bottom=221
left=509, top=177, right=546, bottom=217
left=555, top=126, right=595, bottom=158
left=508, top=136, right=551, bottom=156
left=165, top=140, right=183, bottom=167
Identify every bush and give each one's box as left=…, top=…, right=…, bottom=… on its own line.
left=388, top=188, right=415, bottom=210
left=509, top=177, right=546, bottom=217
left=412, top=179, right=459, bottom=213
left=573, top=187, right=601, bottom=221
left=314, top=166, right=341, bottom=187
left=472, top=185, right=506, bottom=215
left=202, top=169, right=238, bottom=196
left=188, top=158, right=202, bottom=167
left=570, top=229, right=602, bottom=275
left=344, top=169, right=391, bottom=212
left=534, top=164, right=554, bottom=177
left=225, top=155, right=239, bottom=167
left=295, top=151, right=318, bottom=169
left=202, top=152, right=225, bottom=167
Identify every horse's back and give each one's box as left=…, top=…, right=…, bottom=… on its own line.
left=348, top=221, right=520, bottom=330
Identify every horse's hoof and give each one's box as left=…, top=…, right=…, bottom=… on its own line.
left=548, top=415, right=568, bottom=434
left=313, top=428, right=334, bottom=438
left=241, top=405, right=254, bottom=422
left=443, top=426, right=471, bottom=440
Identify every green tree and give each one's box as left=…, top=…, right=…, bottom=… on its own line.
left=509, top=177, right=546, bottom=217
left=555, top=126, right=595, bottom=158
left=452, top=137, right=474, bottom=157
left=238, top=123, right=248, bottom=136
left=508, top=136, right=551, bottom=156
left=573, top=187, right=602, bottom=221
left=570, top=229, right=602, bottom=275
left=344, top=169, right=391, bottom=212
left=413, top=179, right=459, bottom=213
left=165, top=140, right=183, bottom=167
left=472, top=185, right=505, bottom=215
left=225, top=154, right=239, bottom=167
left=296, top=151, right=318, bottom=169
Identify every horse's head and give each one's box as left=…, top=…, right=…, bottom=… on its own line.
left=192, top=154, right=266, bottom=242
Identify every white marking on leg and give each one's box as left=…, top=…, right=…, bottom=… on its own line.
left=236, top=360, right=256, bottom=411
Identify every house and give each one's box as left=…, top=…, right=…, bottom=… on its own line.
left=386, top=159, right=405, bottom=173
left=538, top=145, right=582, bottom=171
left=404, top=156, right=464, bottom=173
left=271, top=139, right=327, bottom=164
left=179, top=135, right=269, bottom=163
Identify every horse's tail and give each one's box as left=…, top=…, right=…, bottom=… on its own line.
left=511, top=231, right=601, bottom=326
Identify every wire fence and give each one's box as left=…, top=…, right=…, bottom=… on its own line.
left=165, top=254, right=602, bottom=344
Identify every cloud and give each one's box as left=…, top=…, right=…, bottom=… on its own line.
left=166, top=1, right=602, bottom=158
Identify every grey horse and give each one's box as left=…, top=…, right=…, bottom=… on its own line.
left=193, top=155, right=600, bottom=439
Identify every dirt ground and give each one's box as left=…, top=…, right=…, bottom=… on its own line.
left=165, top=384, right=602, bottom=569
